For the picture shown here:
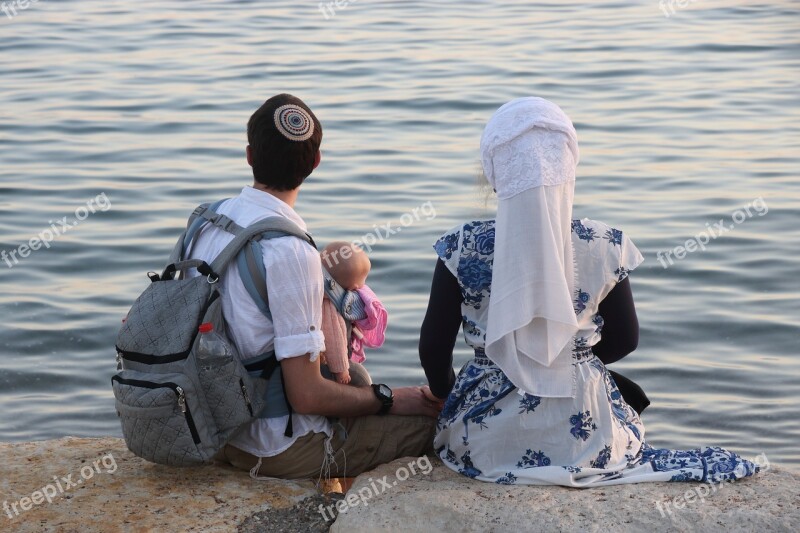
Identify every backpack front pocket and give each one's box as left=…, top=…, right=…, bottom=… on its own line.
left=112, top=371, right=205, bottom=466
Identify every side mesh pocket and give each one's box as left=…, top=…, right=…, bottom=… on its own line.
left=196, top=356, right=256, bottom=436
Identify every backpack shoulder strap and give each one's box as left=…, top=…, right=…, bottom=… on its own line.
left=211, top=217, right=317, bottom=318
left=208, top=215, right=317, bottom=271
left=167, top=199, right=228, bottom=265
left=183, top=199, right=231, bottom=257
left=170, top=202, right=317, bottom=318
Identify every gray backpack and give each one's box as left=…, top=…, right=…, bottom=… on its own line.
left=112, top=200, right=365, bottom=467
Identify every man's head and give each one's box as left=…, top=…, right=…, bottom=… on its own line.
left=247, top=94, right=322, bottom=191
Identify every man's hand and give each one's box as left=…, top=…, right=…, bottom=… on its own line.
left=389, top=386, right=443, bottom=418
left=421, top=385, right=446, bottom=410
left=282, top=354, right=443, bottom=419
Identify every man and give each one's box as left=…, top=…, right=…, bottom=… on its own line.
left=189, top=94, right=440, bottom=479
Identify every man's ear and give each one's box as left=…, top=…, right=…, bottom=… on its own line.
left=313, top=150, right=322, bottom=170
left=246, top=145, right=253, bottom=167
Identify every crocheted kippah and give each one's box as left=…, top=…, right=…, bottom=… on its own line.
left=273, top=104, right=315, bottom=141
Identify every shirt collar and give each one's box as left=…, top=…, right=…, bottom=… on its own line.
left=239, top=186, right=307, bottom=231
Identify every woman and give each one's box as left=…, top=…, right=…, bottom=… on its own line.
left=419, top=97, right=760, bottom=486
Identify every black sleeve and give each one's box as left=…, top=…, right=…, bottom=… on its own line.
left=419, top=259, right=463, bottom=399
left=607, top=369, right=650, bottom=415
left=591, top=276, right=639, bottom=365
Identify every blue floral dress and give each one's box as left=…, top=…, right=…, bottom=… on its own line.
left=432, top=218, right=760, bottom=486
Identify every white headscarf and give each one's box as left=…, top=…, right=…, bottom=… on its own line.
left=482, top=97, right=580, bottom=398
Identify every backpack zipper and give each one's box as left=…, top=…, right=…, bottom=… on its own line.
left=111, top=376, right=201, bottom=444
left=239, top=379, right=254, bottom=416
left=116, top=291, right=221, bottom=365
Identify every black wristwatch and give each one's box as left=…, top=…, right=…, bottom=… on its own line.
left=371, top=384, right=394, bottom=416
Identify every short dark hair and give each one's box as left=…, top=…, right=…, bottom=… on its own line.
left=247, top=94, right=322, bottom=191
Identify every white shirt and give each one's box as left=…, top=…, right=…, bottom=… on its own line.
left=188, top=186, right=331, bottom=457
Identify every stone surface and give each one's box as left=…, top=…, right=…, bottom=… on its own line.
left=3, top=438, right=798, bottom=532
left=238, top=493, right=338, bottom=533
left=331, top=457, right=800, bottom=533
left=0, top=437, right=319, bottom=532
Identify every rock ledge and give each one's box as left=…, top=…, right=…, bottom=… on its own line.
left=1, top=438, right=797, bottom=533
left=0, top=437, right=321, bottom=532
left=331, top=457, right=799, bottom=533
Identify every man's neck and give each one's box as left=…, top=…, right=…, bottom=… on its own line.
left=252, top=182, right=299, bottom=208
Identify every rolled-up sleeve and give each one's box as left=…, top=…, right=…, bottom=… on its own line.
left=262, top=237, right=325, bottom=361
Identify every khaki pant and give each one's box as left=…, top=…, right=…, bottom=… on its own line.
left=218, top=414, right=436, bottom=479
left=216, top=364, right=436, bottom=479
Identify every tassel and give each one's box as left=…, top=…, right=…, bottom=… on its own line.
left=317, top=433, right=345, bottom=489
left=248, top=457, right=282, bottom=481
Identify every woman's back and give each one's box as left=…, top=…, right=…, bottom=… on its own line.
left=431, top=217, right=651, bottom=484
left=422, top=96, right=759, bottom=487
left=435, top=217, right=642, bottom=357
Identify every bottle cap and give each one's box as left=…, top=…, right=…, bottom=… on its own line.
left=198, top=323, right=214, bottom=334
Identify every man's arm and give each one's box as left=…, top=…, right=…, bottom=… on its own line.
left=265, top=237, right=439, bottom=419
left=281, top=354, right=441, bottom=418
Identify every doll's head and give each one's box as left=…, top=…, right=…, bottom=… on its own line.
left=321, top=241, right=371, bottom=291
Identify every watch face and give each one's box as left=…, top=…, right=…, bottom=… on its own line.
left=378, top=384, right=392, bottom=398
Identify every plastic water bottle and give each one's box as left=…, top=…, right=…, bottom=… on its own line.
left=197, top=323, right=232, bottom=362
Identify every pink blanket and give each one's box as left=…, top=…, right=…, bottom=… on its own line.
left=350, top=285, right=387, bottom=363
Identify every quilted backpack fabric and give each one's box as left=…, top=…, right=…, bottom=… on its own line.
left=111, top=202, right=318, bottom=466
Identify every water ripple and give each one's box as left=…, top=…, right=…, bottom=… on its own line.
left=0, top=0, right=798, bottom=467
